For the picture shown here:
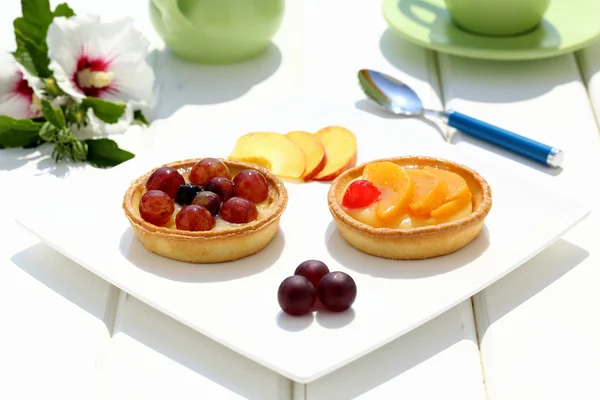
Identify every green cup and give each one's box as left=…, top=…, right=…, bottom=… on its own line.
left=149, top=0, right=284, bottom=64
left=444, top=0, right=550, bottom=37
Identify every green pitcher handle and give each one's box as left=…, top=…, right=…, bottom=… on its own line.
left=150, top=0, right=193, bottom=35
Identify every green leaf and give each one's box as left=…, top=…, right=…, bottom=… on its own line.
left=41, top=100, right=66, bottom=128
left=53, top=3, right=75, bottom=17
left=132, top=110, right=150, bottom=126
left=12, top=0, right=74, bottom=78
left=21, top=0, right=53, bottom=23
left=81, top=98, right=126, bottom=124
left=0, top=116, right=43, bottom=148
left=85, top=138, right=135, bottom=168
left=12, top=29, right=51, bottom=77
left=13, top=0, right=54, bottom=77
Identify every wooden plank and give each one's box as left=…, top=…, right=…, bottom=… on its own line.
left=0, top=240, right=112, bottom=400
left=96, top=293, right=292, bottom=400
left=306, top=301, right=486, bottom=400
left=576, top=41, right=600, bottom=127
left=438, top=52, right=600, bottom=399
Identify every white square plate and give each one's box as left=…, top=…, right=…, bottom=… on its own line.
left=16, top=97, right=589, bottom=383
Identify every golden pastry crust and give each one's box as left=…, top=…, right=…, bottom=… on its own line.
left=328, top=156, right=492, bottom=260
left=123, top=158, right=288, bottom=263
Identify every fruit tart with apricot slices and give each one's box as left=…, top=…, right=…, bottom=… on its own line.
left=123, top=158, right=288, bottom=263
left=328, top=156, right=492, bottom=260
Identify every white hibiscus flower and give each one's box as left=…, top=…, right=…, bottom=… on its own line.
left=47, top=14, right=155, bottom=108
left=0, top=52, right=45, bottom=119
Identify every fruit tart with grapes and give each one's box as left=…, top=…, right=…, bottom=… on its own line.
left=328, top=156, right=492, bottom=260
left=123, top=158, right=288, bottom=263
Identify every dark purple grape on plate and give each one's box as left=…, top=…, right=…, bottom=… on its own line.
left=278, top=275, right=316, bottom=316
left=294, top=260, right=330, bottom=291
left=317, top=271, right=357, bottom=312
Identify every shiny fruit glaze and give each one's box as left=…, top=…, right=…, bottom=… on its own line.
left=277, top=275, right=316, bottom=316
left=191, top=191, right=221, bottom=216
left=233, top=169, right=269, bottom=203
left=405, top=169, right=448, bottom=217
left=317, top=271, right=357, bottom=312
left=341, top=180, right=381, bottom=209
left=175, top=205, right=215, bottom=231
left=220, top=197, right=258, bottom=223
left=294, top=260, right=330, bottom=291
left=342, top=162, right=474, bottom=228
left=139, top=160, right=272, bottom=231
left=146, top=167, right=185, bottom=198
left=139, top=190, right=175, bottom=226
left=189, top=158, right=230, bottom=186
left=363, top=161, right=414, bottom=223
left=203, top=177, right=234, bottom=202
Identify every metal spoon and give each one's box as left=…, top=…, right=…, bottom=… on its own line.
left=358, top=69, right=563, bottom=168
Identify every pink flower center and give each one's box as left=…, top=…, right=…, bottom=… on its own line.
left=73, top=55, right=115, bottom=97
left=14, top=72, right=33, bottom=102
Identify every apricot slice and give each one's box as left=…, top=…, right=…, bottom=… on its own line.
left=405, top=169, right=448, bottom=217
left=285, top=131, right=327, bottom=181
left=313, top=126, right=357, bottom=181
left=430, top=198, right=471, bottom=221
left=363, top=161, right=405, bottom=190
left=363, top=162, right=414, bottom=223
left=228, top=132, right=306, bottom=179
left=425, top=167, right=472, bottom=203
left=377, top=187, right=415, bottom=224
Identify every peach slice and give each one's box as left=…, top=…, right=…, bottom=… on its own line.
left=426, top=167, right=473, bottom=221
left=364, top=161, right=406, bottom=190
left=285, top=130, right=327, bottom=181
left=425, top=167, right=472, bottom=203
left=405, top=169, right=448, bottom=217
left=313, top=126, right=357, bottom=181
left=228, top=155, right=272, bottom=170
left=430, top=198, right=471, bottom=221
left=228, top=132, right=306, bottom=179
left=363, top=162, right=414, bottom=223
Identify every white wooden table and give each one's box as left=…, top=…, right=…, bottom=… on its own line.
left=2, top=1, right=599, bottom=399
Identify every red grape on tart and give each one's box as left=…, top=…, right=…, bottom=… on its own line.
left=123, top=158, right=288, bottom=263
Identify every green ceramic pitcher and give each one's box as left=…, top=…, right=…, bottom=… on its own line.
left=149, top=0, right=284, bottom=64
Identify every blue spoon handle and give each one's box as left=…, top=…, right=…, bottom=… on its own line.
left=446, top=110, right=563, bottom=168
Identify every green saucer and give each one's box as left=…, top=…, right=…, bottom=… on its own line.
left=382, top=0, right=600, bottom=60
